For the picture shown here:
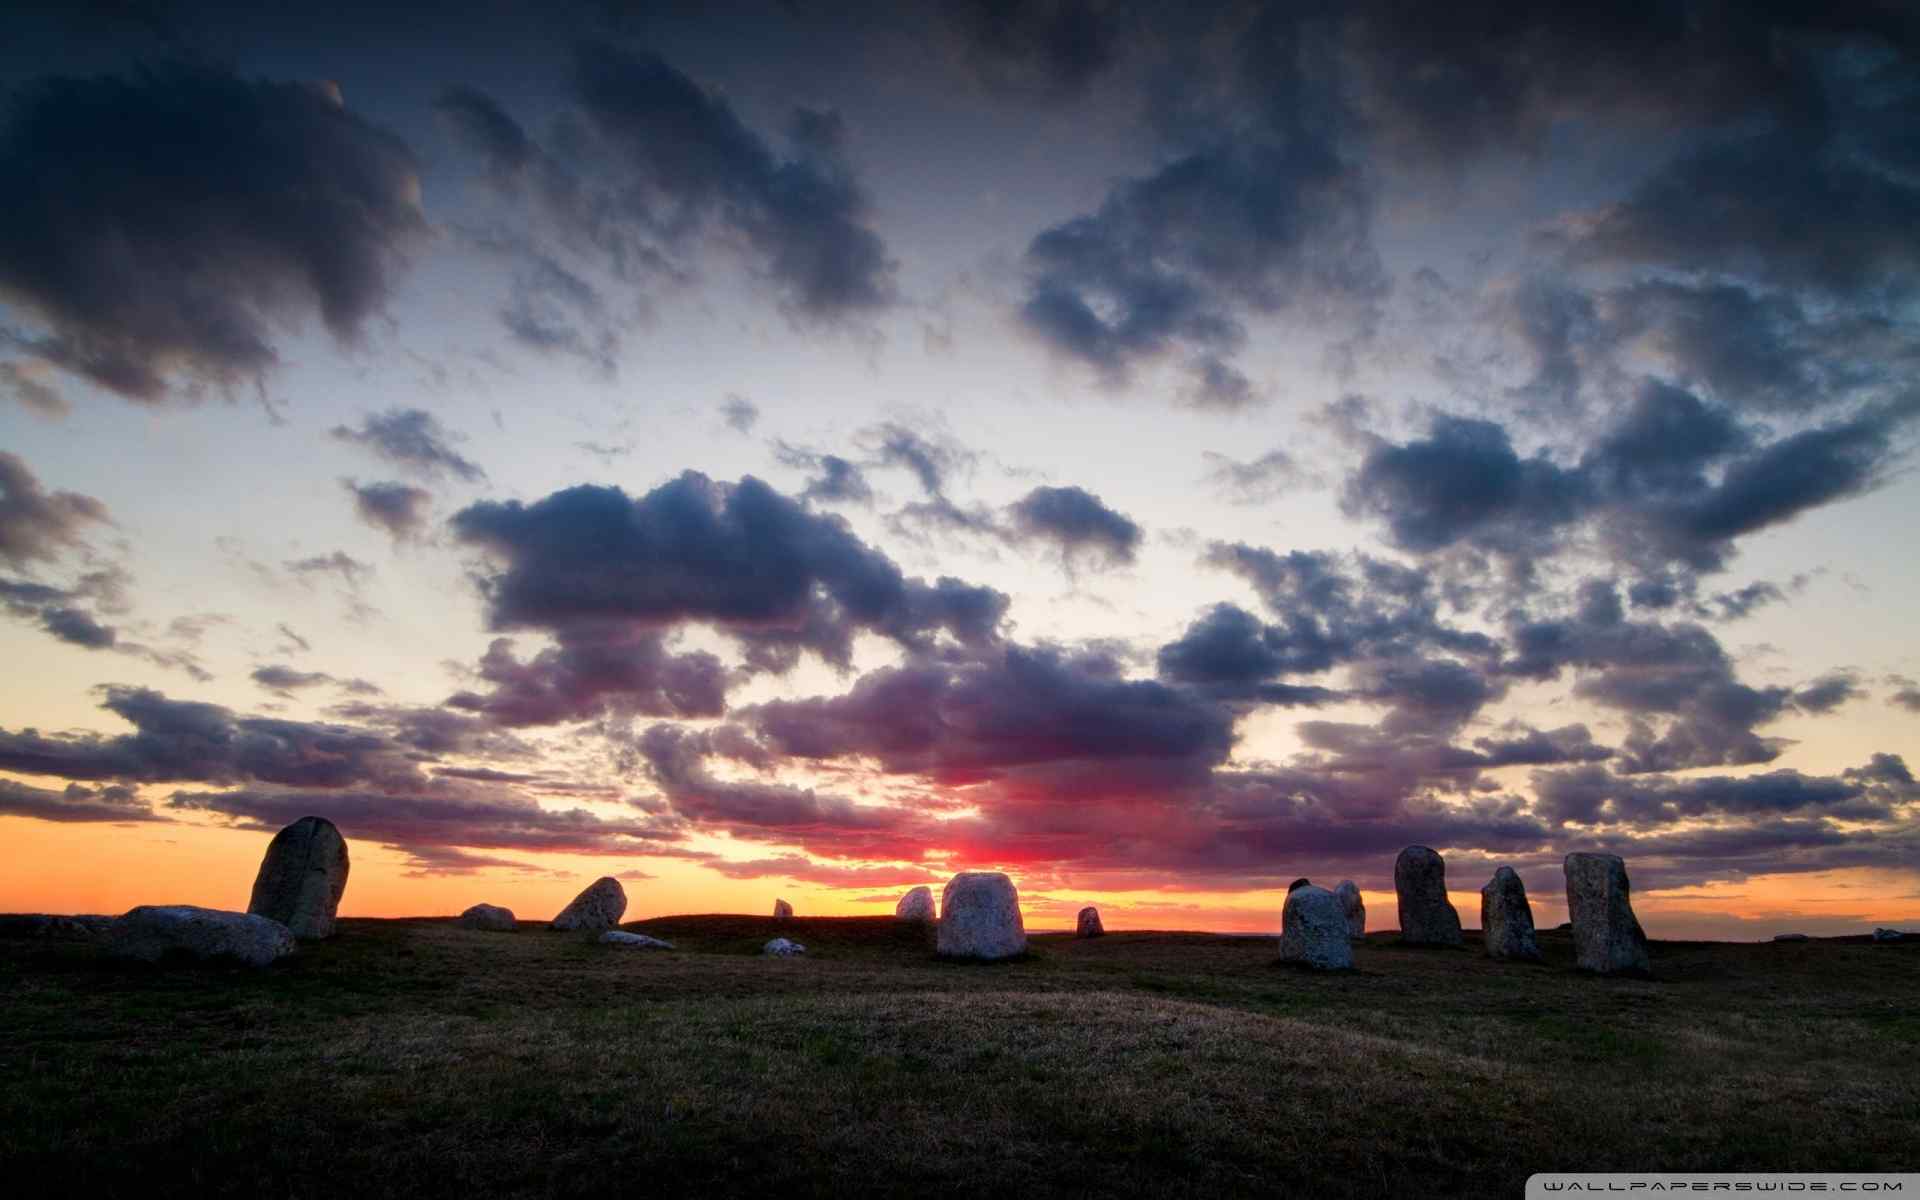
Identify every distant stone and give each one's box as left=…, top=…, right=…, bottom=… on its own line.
left=1287, top=877, right=1311, bottom=893
left=1564, top=853, right=1651, bottom=975
left=106, top=905, right=296, bottom=967
left=247, top=815, right=349, bottom=940
left=1872, top=928, right=1912, bottom=943
left=551, top=877, right=627, bottom=931
left=773, top=898, right=793, bottom=919
left=1333, top=880, right=1366, bottom=940
left=0, top=914, right=110, bottom=940
left=1279, top=885, right=1353, bottom=970
left=1394, top=846, right=1463, bottom=946
left=1076, top=906, right=1104, bottom=938
left=600, top=930, right=673, bottom=950
left=937, top=871, right=1027, bottom=960
left=763, top=937, right=806, bottom=956
left=459, top=903, right=517, bottom=932
left=1773, top=933, right=1811, bottom=943
left=1480, top=866, right=1543, bottom=962
left=895, top=886, right=935, bottom=922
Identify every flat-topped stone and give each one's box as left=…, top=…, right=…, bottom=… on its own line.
left=1565, top=853, right=1650, bottom=975
left=937, top=871, right=1027, bottom=960
left=600, top=931, right=673, bottom=950
left=106, top=905, right=296, bottom=967
left=1395, top=846, right=1463, bottom=946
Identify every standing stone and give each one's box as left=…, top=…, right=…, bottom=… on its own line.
left=107, top=905, right=296, bottom=967
left=1394, top=846, right=1463, bottom=946
left=1076, top=906, right=1104, bottom=938
left=895, top=886, right=935, bottom=922
left=551, top=877, right=627, bottom=931
left=247, top=816, right=349, bottom=940
left=1480, top=866, right=1543, bottom=962
left=773, top=898, right=794, bottom=919
left=937, top=871, right=1027, bottom=960
left=459, top=903, right=517, bottom=932
left=1279, top=885, right=1353, bottom=970
left=1564, top=853, right=1650, bottom=975
left=1287, top=877, right=1311, bottom=893
left=1333, top=880, right=1366, bottom=940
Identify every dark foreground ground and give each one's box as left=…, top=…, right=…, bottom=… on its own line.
left=2, top=915, right=1915, bottom=1198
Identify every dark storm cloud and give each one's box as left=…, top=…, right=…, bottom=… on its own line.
left=571, top=42, right=895, bottom=320
left=445, top=630, right=727, bottom=727
left=344, top=479, right=433, bottom=543
left=1531, top=757, right=1913, bottom=828
left=0, top=61, right=425, bottom=402
left=0, top=452, right=110, bottom=568
left=1152, top=604, right=1342, bottom=707
left=1005, top=485, right=1141, bottom=570
left=451, top=472, right=1006, bottom=670
left=331, top=409, right=487, bottom=483
left=0, top=779, right=161, bottom=824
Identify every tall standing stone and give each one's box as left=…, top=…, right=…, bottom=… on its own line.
left=1480, top=866, right=1543, bottom=962
left=895, top=885, right=935, bottom=922
left=1564, top=853, right=1650, bottom=975
left=1279, top=885, right=1353, bottom=970
left=551, top=876, right=627, bottom=931
left=937, top=871, right=1026, bottom=960
left=247, top=816, right=349, bottom=940
left=1394, top=845, right=1463, bottom=946
left=1076, top=906, right=1104, bottom=938
left=773, top=898, right=793, bottom=919
left=1333, top=880, right=1366, bottom=940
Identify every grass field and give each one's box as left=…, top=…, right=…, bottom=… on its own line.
left=2, top=914, right=1916, bottom=1197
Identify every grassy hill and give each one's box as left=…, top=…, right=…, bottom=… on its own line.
left=3, top=915, right=1915, bottom=1197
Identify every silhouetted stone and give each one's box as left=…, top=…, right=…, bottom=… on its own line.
left=600, top=930, right=672, bottom=950
left=937, top=871, right=1026, bottom=960
left=895, top=886, right=935, bottom=922
left=763, top=937, right=805, bottom=956
left=1076, top=906, right=1104, bottom=938
left=551, top=877, right=626, bottom=931
left=1872, top=927, right=1912, bottom=943
left=1287, top=877, right=1311, bottom=893
left=1394, top=845, right=1462, bottom=946
left=1480, top=866, right=1543, bottom=962
left=1564, top=853, right=1650, bottom=975
left=773, top=898, right=793, bottom=919
left=1279, top=885, right=1352, bottom=970
left=1333, top=880, right=1365, bottom=940
left=107, top=905, right=295, bottom=967
left=459, top=903, right=516, bottom=932
left=1773, top=933, right=1810, bottom=943
left=247, top=815, right=349, bottom=940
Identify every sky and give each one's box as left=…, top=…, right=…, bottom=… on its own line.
left=1, top=0, right=1918, bottom=939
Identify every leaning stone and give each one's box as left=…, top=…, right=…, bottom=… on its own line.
left=937, top=871, right=1027, bottom=960
left=1287, top=877, right=1311, bottom=893
left=459, top=903, right=517, bottom=932
left=1076, top=906, right=1104, bottom=938
left=895, top=886, right=935, bottom=922
left=773, top=898, right=793, bottom=919
left=106, top=906, right=295, bottom=967
left=1279, top=885, right=1353, bottom=970
left=1773, top=933, right=1810, bottom=943
left=1564, top=853, right=1651, bottom=975
left=600, top=931, right=673, bottom=950
left=247, top=815, right=350, bottom=940
left=551, top=877, right=627, bottom=931
left=1480, top=866, right=1543, bottom=962
left=1395, top=846, right=1463, bottom=946
left=763, top=937, right=806, bottom=956
left=1333, top=880, right=1366, bottom=940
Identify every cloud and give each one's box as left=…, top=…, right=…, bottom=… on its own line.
left=941, top=0, right=1125, bottom=95
left=250, top=664, right=334, bottom=696
left=720, top=394, right=759, bottom=433
left=1006, top=484, right=1141, bottom=570
left=445, top=631, right=727, bottom=727
left=1202, top=449, right=1312, bottom=505
left=285, top=551, right=374, bottom=590
left=0, top=778, right=162, bottom=824
left=0, top=61, right=424, bottom=401
left=344, top=479, right=433, bottom=542
left=776, top=443, right=874, bottom=506
left=332, top=409, right=486, bottom=483
left=0, top=451, right=110, bottom=568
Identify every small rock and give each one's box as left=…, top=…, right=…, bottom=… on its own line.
left=937, top=871, right=1027, bottom=960
left=247, top=815, right=350, bottom=940
left=763, top=937, right=806, bottom=956
left=600, top=931, right=674, bottom=950
left=106, top=906, right=296, bottom=967
left=459, top=903, right=517, bottom=932
left=1279, top=885, right=1353, bottom=970
left=1287, top=877, right=1311, bottom=893
left=773, top=898, right=793, bottom=919
left=1564, top=852, right=1650, bottom=975
left=1872, top=927, right=1911, bottom=943
left=1076, top=906, right=1104, bottom=938
left=1772, top=933, right=1811, bottom=942
left=551, top=877, right=627, bottom=931
left=1394, top=845, right=1463, bottom=946
left=1480, top=866, right=1543, bottom=962
left=895, top=886, right=935, bottom=922
left=1333, top=880, right=1365, bottom=940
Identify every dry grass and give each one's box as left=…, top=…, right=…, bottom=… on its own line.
left=2, top=916, right=1915, bottom=1198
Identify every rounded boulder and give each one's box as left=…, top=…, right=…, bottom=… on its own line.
left=459, top=903, right=517, bottom=932
left=1279, top=885, right=1353, bottom=970
left=937, top=871, right=1027, bottom=961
